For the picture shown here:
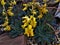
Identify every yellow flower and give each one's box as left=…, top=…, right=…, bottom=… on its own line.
left=43, top=3, right=47, bottom=8
left=22, top=16, right=37, bottom=37
left=38, top=14, right=43, bottom=19
left=22, top=16, right=30, bottom=23
left=22, top=7, right=27, bottom=11
left=13, top=0, right=16, bottom=5
left=1, top=0, right=6, bottom=6
left=4, top=25, right=11, bottom=31
left=7, top=10, right=14, bottom=16
left=2, top=21, right=8, bottom=27
left=21, top=23, right=28, bottom=29
left=28, top=25, right=34, bottom=37
left=24, top=25, right=34, bottom=37
left=22, top=16, right=30, bottom=29
left=30, top=16, right=37, bottom=28
left=42, top=8, right=48, bottom=14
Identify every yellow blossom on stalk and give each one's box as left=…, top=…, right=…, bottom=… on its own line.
left=22, top=7, right=27, bottom=11
left=38, top=14, right=43, bottom=19
left=39, top=3, right=48, bottom=14
left=4, top=25, right=11, bottom=31
left=42, top=8, right=48, bottom=14
left=7, top=10, right=14, bottom=16
left=30, top=16, right=37, bottom=28
left=24, top=25, right=34, bottom=37
left=1, top=0, right=6, bottom=6
left=43, top=3, right=47, bottom=8
left=2, top=16, right=9, bottom=26
left=13, top=0, right=16, bottom=5
left=22, top=16, right=30, bottom=29
left=22, top=23, right=28, bottom=29
left=2, top=21, right=8, bottom=27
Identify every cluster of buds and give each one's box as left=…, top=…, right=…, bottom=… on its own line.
left=22, top=15, right=37, bottom=37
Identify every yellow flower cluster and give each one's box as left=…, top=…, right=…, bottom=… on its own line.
left=9, top=0, right=16, bottom=6
left=38, top=3, right=48, bottom=19
left=22, top=4, right=28, bottom=11
left=2, top=16, right=11, bottom=31
left=22, top=15, right=37, bottom=37
left=22, top=0, right=48, bottom=19
left=7, top=0, right=16, bottom=16
left=7, top=7, right=14, bottom=16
